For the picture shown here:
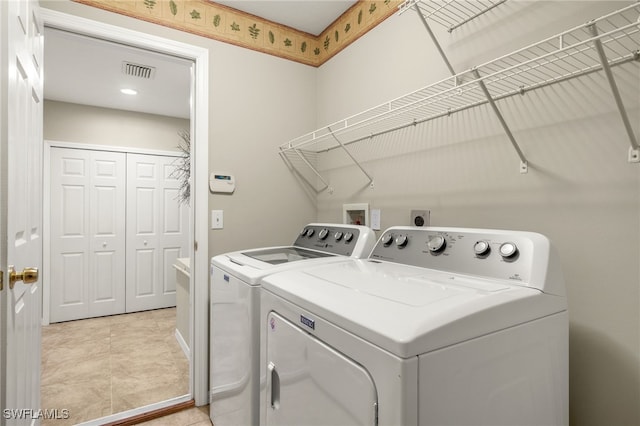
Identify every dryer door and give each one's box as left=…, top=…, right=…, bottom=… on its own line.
left=266, top=312, right=378, bottom=426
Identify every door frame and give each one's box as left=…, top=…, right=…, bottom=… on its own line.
left=0, top=0, right=6, bottom=414
left=41, top=8, right=211, bottom=411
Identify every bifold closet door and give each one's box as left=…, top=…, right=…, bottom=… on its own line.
left=50, top=148, right=126, bottom=322
left=126, top=153, right=189, bottom=312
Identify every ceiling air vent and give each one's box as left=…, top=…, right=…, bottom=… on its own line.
left=122, top=61, right=156, bottom=79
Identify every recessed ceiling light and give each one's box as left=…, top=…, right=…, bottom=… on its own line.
left=120, top=88, right=137, bottom=95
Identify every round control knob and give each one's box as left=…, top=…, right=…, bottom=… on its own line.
left=427, top=235, right=446, bottom=253
left=474, top=240, right=490, bottom=256
left=382, top=233, right=394, bottom=247
left=499, top=242, right=518, bottom=259
left=395, top=234, right=408, bottom=248
left=306, top=228, right=315, bottom=238
left=318, top=228, right=329, bottom=240
left=334, top=231, right=343, bottom=241
left=299, top=228, right=308, bottom=236
left=344, top=232, right=354, bottom=242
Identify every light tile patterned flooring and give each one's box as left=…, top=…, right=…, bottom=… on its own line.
left=41, top=308, right=193, bottom=425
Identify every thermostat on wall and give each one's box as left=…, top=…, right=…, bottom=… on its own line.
left=209, top=173, right=235, bottom=193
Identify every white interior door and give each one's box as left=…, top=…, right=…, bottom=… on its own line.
left=126, top=153, right=188, bottom=312
left=49, top=148, right=126, bottom=323
left=1, top=0, right=44, bottom=421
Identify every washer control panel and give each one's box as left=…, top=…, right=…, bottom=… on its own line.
left=370, top=226, right=543, bottom=286
left=294, top=224, right=369, bottom=257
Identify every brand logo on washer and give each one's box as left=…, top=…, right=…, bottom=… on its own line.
left=300, top=315, right=315, bottom=330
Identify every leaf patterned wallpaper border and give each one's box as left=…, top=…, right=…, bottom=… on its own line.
left=71, top=0, right=403, bottom=67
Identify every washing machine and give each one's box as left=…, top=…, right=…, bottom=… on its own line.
left=259, top=226, right=568, bottom=426
left=210, top=223, right=376, bottom=426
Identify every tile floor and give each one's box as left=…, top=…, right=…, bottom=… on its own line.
left=41, top=308, right=191, bottom=426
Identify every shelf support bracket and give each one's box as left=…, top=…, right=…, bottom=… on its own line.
left=327, top=126, right=375, bottom=188
left=413, top=3, right=457, bottom=78
left=473, top=68, right=528, bottom=173
left=289, top=148, right=333, bottom=193
left=589, top=23, right=639, bottom=163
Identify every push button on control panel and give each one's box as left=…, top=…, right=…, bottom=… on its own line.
left=499, top=242, right=518, bottom=259
left=395, top=234, right=408, bottom=248
left=474, top=240, right=491, bottom=257
left=382, top=233, right=394, bottom=247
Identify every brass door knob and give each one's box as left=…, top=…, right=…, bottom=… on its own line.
left=9, top=266, right=39, bottom=289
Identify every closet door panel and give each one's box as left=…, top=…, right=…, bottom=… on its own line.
left=50, top=148, right=126, bottom=322
left=94, top=252, right=117, bottom=301
left=126, top=154, right=188, bottom=312
left=135, top=248, right=156, bottom=297
left=89, top=151, right=126, bottom=317
left=60, top=253, right=86, bottom=306
left=51, top=149, right=90, bottom=322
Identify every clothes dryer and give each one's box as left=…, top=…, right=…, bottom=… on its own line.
left=210, top=223, right=376, bottom=426
left=260, top=226, right=568, bottom=426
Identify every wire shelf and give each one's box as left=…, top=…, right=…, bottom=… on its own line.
left=398, top=0, right=508, bottom=32
left=279, top=3, right=640, bottom=158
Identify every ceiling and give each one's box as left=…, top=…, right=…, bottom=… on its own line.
left=44, top=1, right=357, bottom=119
left=44, top=27, right=193, bottom=119
left=214, top=1, right=356, bottom=36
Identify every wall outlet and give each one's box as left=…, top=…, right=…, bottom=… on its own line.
left=410, top=210, right=430, bottom=227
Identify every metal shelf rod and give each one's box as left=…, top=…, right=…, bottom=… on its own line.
left=414, top=4, right=457, bottom=76
left=589, top=22, right=639, bottom=155
left=473, top=68, right=528, bottom=172
left=290, top=147, right=331, bottom=192
left=327, top=126, right=375, bottom=186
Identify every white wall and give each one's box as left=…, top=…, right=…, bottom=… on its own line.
left=41, top=1, right=318, bottom=258
left=44, top=100, right=188, bottom=151
left=206, top=39, right=319, bottom=253
left=317, top=2, right=639, bottom=425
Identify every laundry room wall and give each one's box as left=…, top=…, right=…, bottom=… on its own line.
left=315, top=2, right=639, bottom=426
left=41, top=1, right=318, bottom=258
left=44, top=100, right=188, bottom=151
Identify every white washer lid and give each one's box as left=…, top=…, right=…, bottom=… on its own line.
left=211, top=246, right=343, bottom=284
left=261, top=259, right=567, bottom=358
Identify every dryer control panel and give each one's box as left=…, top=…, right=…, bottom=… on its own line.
left=293, top=224, right=376, bottom=258
left=370, top=226, right=564, bottom=295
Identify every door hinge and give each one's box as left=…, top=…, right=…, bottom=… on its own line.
left=1, top=270, right=3, bottom=291
left=194, top=240, right=198, bottom=251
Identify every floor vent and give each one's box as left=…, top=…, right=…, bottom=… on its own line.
left=122, top=61, right=156, bottom=79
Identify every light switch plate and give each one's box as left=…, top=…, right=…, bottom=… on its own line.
left=211, top=210, right=223, bottom=229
